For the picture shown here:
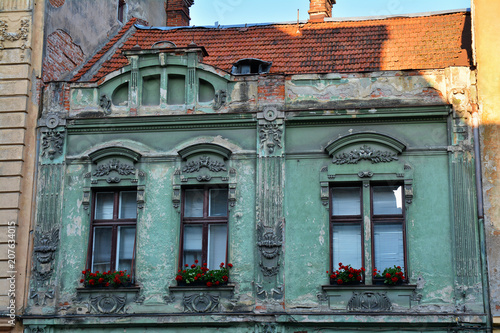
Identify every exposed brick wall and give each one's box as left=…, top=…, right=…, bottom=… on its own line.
left=308, top=0, right=334, bottom=22
left=258, top=75, right=285, bottom=104
left=42, top=29, right=85, bottom=82
left=165, top=0, right=193, bottom=26
left=49, top=0, right=65, bottom=8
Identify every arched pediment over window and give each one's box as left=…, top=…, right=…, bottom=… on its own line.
left=325, top=132, right=406, bottom=159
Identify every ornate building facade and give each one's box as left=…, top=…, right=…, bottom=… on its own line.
left=4, top=0, right=494, bottom=332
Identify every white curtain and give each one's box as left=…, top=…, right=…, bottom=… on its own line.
left=184, top=189, right=204, bottom=217
left=331, top=187, right=361, bottom=216
left=116, top=226, right=136, bottom=271
left=183, top=225, right=203, bottom=266
left=332, top=224, right=362, bottom=268
left=208, top=225, right=227, bottom=269
left=374, top=223, right=404, bottom=270
left=119, top=191, right=137, bottom=219
left=92, top=227, right=112, bottom=272
left=95, top=192, right=114, bottom=219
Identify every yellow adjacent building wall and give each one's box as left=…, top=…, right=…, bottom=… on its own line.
left=473, top=0, right=500, bottom=330
left=0, top=0, right=44, bottom=331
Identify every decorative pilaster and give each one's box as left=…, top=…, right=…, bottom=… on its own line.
left=30, top=114, right=67, bottom=309
left=255, top=106, right=285, bottom=301
left=30, top=163, right=64, bottom=308
left=128, top=55, right=139, bottom=114
left=451, top=152, right=480, bottom=309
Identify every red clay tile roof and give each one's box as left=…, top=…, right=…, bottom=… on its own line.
left=73, top=12, right=471, bottom=82
left=72, top=17, right=140, bottom=82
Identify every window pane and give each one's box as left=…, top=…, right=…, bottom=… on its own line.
left=332, top=187, right=361, bottom=216
left=116, top=226, right=136, bottom=272
left=119, top=191, right=137, bottom=219
left=183, top=225, right=203, bottom=266
left=332, top=224, right=362, bottom=268
left=209, top=188, right=228, bottom=217
left=92, top=227, right=112, bottom=272
left=374, top=223, right=404, bottom=271
left=184, top=189, right=204, bottom=217
left=373, top=186, right=403, bottom=215
left=95, top=192, right=114, bottom=219
left=208, top=224, right=227, bottom=269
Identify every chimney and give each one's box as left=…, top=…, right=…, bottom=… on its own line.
left=308, top=0, right=335, bottom=22
left=166, top=0, right=194, bottom=26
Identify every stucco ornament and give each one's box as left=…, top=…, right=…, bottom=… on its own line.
left=183, top=156, right=226, bottom=173
left=259, top=122, right=283, bottom=154
left=41, top=129, right=65, bottom=160
left=31, top=229, right=59, bottom=305
left=257, top=222, right=283, bottom=276
left=347, top=291, right=392, bottom=311
left=99, top=94, right=112, bottom=114
left=89, top=294, right=127, bottom=314
left=93, top=159, right=135, bottom=177
left=183, top=292, right=219, bottom=313
left=213, top=89, right=227, bottom=110
left=0, top=18, right=29, bottom=59
left=33, top=229, right=59, bottom=281
left=332, top=145, right=398, bottom=164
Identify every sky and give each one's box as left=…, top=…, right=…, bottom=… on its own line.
left=190, top=0, right=471, bottom=26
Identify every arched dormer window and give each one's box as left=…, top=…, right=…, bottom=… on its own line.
left=231, top=58, right=272, bottom=75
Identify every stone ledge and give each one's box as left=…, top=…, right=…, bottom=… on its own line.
left=320, top=284, right=418, bottom=311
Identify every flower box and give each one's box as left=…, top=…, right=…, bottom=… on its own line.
left=80, top=269, right=133, bottom=288
left=328, top=263, right=365, bottom=285
left=175, top=261, right=233, bottom=287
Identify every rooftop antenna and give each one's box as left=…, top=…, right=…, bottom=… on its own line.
left=296, top=9, right=300, bottom=34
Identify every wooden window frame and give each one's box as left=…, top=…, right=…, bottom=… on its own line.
left=329, top=183, right=364, bottom=273
left=86, top=188, right=137, bottom=274
left=370, top=182, right=407, bottom=280
left=179, top=185, right=229, bottom=268
left=329, top=181, right=407, bottom=283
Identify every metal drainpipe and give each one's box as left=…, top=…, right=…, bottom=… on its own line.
left=473, top=112, right=492, bottom=332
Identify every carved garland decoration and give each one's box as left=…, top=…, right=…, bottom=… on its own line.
left=89, top=294, right=127, bottom=314
left=93, top=159, right=135, bottom=177
left=347, top=291, right=392, bottom=312
left=183, top=156, right=226, bottom=173
left=0, top=19, right=30, bottom=60
left=332, top=145, right=398, bottom=164
left=183, top=293, right=219, bottom=313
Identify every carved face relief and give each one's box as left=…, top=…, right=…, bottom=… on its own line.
left=41, top=130, right=64, bottom=160
left=34, top=230, right=59, bottom=264
left=259, top=123, right=282, bottom=154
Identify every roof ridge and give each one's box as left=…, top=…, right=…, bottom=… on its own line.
left=71, top=17, right=140, bottom=82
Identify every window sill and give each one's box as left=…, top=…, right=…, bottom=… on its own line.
left=169, top=285, right=236, bottom=313
left=75, top=287, right=140, bottom=314
left=322, top=284, right=416, bottom=291
left=320, top=284, right=418, bottom=312
left=76, top=286, right=140, bottom=293
left=169, top=284, right=235, bottom=292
